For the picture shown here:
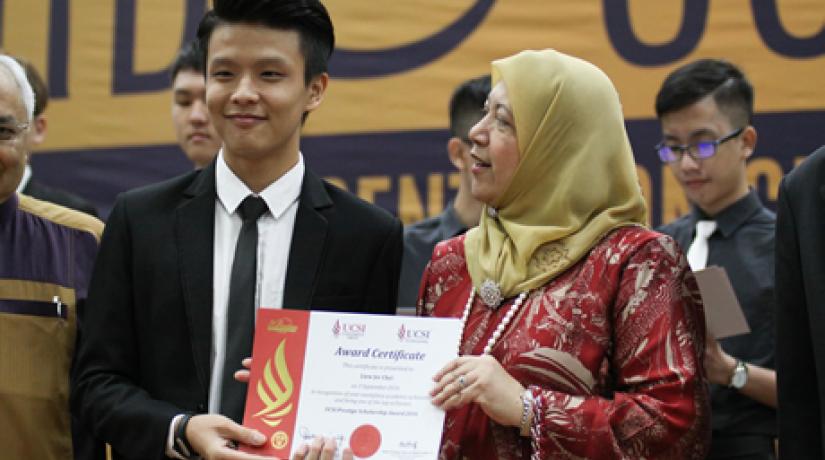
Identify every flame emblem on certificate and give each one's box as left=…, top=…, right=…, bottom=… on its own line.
left=253, top=339, right=294, bottom=427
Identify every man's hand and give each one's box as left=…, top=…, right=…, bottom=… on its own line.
left=234, top=357, right=253, bottom=383
left=292, top=437, right=354, bottom=460
left=704, top=334, right=737, bottom=385
left=185, top=414, right=272, bottom=460
left=230, top=359, right=356, bottom=460
left=704, top=333, right=778, bottom=407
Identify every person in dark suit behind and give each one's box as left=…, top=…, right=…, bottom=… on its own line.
left=170, top=40, right=222, bottom=170
left=14, top=57, right=98, bottom=217
left=70, top=1, right=402, bottom=459
left=775, top=145, right=825, bottom=459
left=397, top=75, right=489, bottom=311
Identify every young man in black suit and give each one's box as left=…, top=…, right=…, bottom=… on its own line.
left=775, top=146, right=825, bottom=459
left=71, top=1, right=402, bottom=459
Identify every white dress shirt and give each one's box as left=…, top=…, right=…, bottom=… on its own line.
left=167, top=151, right=303, bottom=458
left=209, top=151, right=303, bottom=412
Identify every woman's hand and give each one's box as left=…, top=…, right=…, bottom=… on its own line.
left=291, top=437, right=353, bottom=460
left=430, top=355, right=525, bottom=427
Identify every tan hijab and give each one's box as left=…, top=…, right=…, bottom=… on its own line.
left=464, top=49, right=647, bottom=299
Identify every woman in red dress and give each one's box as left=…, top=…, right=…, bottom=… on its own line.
left=419, top=50, right=710, bottom=459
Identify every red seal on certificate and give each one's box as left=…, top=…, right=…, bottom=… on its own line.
left=349, top=424, right=381, bottom=458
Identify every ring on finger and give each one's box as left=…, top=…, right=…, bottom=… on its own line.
left=457, top=374, right=467, bottom=390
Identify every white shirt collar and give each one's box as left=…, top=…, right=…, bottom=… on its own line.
left=215, top=150, right=304, bottom=219
left=16, top=164, right=32, bottom=193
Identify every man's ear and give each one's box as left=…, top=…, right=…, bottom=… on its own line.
left=30, top=114, right=47, bottom=146
left=741, top=125, right=757, bottom=160
left=305, top=73, right=329, bottom=113
left=447, top=137, right=467, bottom=171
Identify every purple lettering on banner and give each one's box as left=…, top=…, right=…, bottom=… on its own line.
left=112, top=0, right=206, bottom=94
left=328, top=0, right=494, bottom=79
left=603, top=0, right=708, bottom=66
left=47, top=0, right=70, bottom=98
left=751, top=0, right=825, bottom=58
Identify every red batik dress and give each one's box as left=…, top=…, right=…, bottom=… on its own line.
left=417, top=226, right=710, bottom=459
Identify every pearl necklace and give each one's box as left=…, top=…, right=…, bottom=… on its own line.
left=459, top=288, right=529, bottom=355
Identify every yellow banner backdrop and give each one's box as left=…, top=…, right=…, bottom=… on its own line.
left=1, top=0, right=823, bottom=223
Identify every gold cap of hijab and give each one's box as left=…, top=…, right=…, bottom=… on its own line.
left=464, top=49, right=647, bottom=299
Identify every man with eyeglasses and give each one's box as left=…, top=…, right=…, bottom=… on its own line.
left=655, top=59, right=777, bottom=459
left=0, top=54, right=104, bottom=459
left=397, top=74, right=490, bottom=311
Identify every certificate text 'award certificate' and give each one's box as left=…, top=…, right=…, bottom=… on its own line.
left=241, top=309, right=461, bottom=459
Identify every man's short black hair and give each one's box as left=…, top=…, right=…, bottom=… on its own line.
left=196, top=0, right=335, bottom=85
left=655, top=59, right=754, bottom=127
left=170, top=40, right=205, bottom=83
left=449, top=74, right=491, bottom=140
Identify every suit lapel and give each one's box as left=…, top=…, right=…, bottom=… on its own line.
left=175, top=162, right=217, bottom=393
left=283, top=170, right=332, bottom=309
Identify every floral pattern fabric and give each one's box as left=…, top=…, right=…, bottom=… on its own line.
left=417, top=226, right=710, bottom=459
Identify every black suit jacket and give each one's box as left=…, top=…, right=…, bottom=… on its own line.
left=23, top=179, right=99, bottom=217
left=775, top=145, right=825, bottom=459
left=71, top=162, right=402, bottom=460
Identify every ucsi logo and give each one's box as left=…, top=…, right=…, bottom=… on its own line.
left=398, top=324, right=431, bottom=343
left=332, top=320, right=367, bottom=339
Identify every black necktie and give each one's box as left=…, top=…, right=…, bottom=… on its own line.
left=221, top=195, right=268, bottom=423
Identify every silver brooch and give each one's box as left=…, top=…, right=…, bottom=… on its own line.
left=479, top=278, right=503, bottom=309
left=487, top=207, right=498, bottom=219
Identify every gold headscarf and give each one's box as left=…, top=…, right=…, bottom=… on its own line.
left=464, top=49, right=647, bottom=299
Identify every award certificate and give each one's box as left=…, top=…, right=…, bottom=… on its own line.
left=241, top=309, right=461, bottom=459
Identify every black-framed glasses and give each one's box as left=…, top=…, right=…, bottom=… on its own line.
left=655, top=127, right=745, bottom=163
